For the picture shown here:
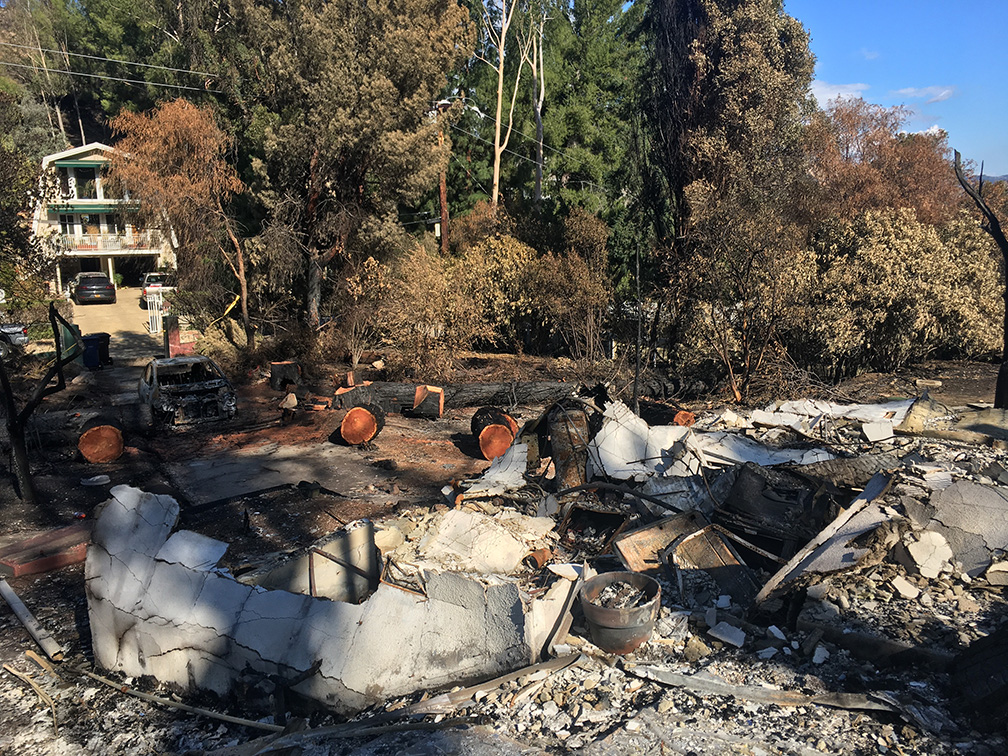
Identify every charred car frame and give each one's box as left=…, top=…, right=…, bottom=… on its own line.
left=138, top=355, right=237, bottom=425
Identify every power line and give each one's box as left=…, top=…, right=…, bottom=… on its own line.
left=462, top=101, right=581, bottom=162
left=0, top=60, right=221, bottom=93
left=451, top=125, right=607, bottom=195
left=0, top=41, right=217, bottom=77
left=450, top=151, right=491, bottom=198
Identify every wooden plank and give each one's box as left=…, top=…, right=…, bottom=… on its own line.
left=0, top=524, right=90, bottom=578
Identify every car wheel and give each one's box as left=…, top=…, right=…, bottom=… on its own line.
left=0, top=342, right=9, bottom=360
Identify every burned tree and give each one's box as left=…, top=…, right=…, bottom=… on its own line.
left=0, top=303, right=81, bottom=505
left=954, top=150, right=1008, bottom=408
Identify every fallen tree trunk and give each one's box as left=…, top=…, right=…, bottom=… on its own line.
left=334, top=381, right=574, bottom=413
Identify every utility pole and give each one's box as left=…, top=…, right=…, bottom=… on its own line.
left=436, top=100, right=451, bottom=255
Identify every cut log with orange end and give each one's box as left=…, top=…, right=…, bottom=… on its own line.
left=78, top=425, right=124, bottom=463
left=478, top=423, right=515, bottom=461
left=340, top=404, right=386, bottom=445
left=673, top=410, right=696, bottom=427
left=411, top=385, right=445, bottom=419
left=470, top=406, right=516, bottom=437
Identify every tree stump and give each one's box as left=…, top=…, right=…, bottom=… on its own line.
left=270, top=361, right=301, bottom=391
left=471, top=406, right=518, bottom=460
left=340, top=404, right=386, bottom=445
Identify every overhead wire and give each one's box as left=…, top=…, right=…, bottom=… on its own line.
left=0, top=41, right=217, bottom=77
left=0, top=60, right=221, bottom=93
left=450, top=151, right=491, bottom=198
left=451, top=124, right=605, bottom=194
left=448, top=104, right=609, bottom=194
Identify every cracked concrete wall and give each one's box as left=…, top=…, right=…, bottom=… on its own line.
left=86, top=486, right=534, bottom=713
left=927, top=481, right=1008, bottom=576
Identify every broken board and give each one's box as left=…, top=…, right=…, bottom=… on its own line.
left=613, top=512, right=759, bottom=608
left=0, top=523, right=91, bottom=577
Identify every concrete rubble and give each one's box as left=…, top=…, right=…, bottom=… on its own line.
left=71, top=386, right=1008, bottom=753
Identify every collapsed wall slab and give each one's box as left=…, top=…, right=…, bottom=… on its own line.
left=86, top=486, right=535, bottom=713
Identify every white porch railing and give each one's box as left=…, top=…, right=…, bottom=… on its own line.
left=61, top=231, right=164, bottom=253
left=147, top=290, right=164, bottom=334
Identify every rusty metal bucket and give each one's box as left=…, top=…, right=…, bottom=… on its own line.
left=580, top=571, right=661, bottom=654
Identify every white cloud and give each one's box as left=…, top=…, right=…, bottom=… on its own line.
left=810, top=80, right=870, bottom=104
left=858, top=48, right=879, bottom=60
left=903, top=124, right=946, bottom=137
left=893, top=86, right=957, bottom=104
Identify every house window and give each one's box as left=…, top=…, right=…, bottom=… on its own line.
left=58, top=168, right=70, bottom=198
left=76, top=167, right=97, bottom=199
left=80, top=214, right=100, bottom=235
left=105, top=214, right=124, bottom=235
left=59, top=214, right=75, bottom=235
left=100, top=169, right=123, bottom=199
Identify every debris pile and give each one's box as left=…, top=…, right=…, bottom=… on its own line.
left=6, top=382, right=1008, bottom=753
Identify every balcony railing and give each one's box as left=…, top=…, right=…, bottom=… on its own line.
left=61, top=232, right=165, bottom=253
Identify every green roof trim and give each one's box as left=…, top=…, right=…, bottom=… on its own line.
left=51, top=159, right=111, bottom=167
left=49, top=202, right=138, bottom=213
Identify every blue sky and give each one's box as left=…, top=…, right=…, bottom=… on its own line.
left=785, top=1, right=1008, bottom=175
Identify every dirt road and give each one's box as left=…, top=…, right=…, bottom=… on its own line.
left=70, top=287, right=164, bottom=367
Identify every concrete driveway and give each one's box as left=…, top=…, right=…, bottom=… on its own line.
left=71, top=287, right=165, bottom=367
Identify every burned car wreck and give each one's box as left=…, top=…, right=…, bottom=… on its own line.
left=138, top=355, right=237, bottom=425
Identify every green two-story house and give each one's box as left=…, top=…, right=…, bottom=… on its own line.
left=32, top=142, right=175, bottom=294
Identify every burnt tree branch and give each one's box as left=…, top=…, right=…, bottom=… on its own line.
left=954, top=150, right=1008, bottom=408
left=0, top=303, right=82, bottom=505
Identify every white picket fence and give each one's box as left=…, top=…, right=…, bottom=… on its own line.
left=146, top=290, right=164, bottom=334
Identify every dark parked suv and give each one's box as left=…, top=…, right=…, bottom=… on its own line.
left=71, top=272, right=117, bottom=304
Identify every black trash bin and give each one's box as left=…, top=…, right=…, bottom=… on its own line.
left=81, top=334, right=101, bottom=369
left=95, top=332, right=112, bottom=366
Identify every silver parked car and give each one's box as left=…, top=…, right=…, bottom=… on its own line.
left=0, top=323, right=29, bottom=360
left=138, top=355, right=237, bottom=425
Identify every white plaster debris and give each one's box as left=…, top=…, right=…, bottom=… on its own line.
left=587, top=401, right=691, bottom=481
left=85, top=485, right=567, bottom=714
left=904, top=531, right=953, bottom=579
left=462, top=444, right=529, bottom=497
left=686, top=431, right=831, bottom=469
left=588, top=400, right=832, bottom=483
left=862, top=421, right=895, bottom=443
left=891, top=575, right=921, bottom=600
left=773, top=398, right=916, bottom=427
left=156, top=530, right=229, bottom=571
left=707, top=622, right=746, bottom=648
left=407, top=508, right=556, bottom=575
left=812, top=645, right=830, bottom=664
